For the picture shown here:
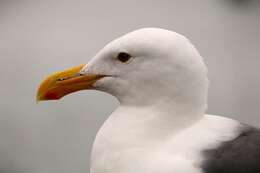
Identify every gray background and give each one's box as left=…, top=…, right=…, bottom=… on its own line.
left=0, top=0, right=259, bottom=172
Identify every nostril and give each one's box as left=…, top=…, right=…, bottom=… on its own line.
left=57, top=78, right=64, bottom=81
left=57, top=76, right=70, bottom=81
left=57, top=73, right=85, bottom=82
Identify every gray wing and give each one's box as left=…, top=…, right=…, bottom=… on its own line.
left=202, top=125, right=260, bottom=173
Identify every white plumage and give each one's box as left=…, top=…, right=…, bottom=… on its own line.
left=78, top=28, right=243, bottom=173
left=38, top=28, right=259, bottom=173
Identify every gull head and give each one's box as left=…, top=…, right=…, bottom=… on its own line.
left=37, top=28, right=208, bottom=111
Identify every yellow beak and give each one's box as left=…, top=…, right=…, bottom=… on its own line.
left=37, top=64, right=105, bottom=101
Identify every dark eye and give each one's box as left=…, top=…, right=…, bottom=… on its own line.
left=116, top=52, right=131, bottom=63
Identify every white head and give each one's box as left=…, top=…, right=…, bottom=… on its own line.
left=38, top=28, right=208, bottom=115
left=82, top=28, right=208, bottom=111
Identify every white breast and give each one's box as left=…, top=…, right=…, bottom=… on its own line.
left=90, top=107, right=240, bottom=173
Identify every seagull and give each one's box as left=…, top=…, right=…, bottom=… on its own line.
left=37, top=28, right=260, bottom=173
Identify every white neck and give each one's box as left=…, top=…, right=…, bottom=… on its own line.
left=107, top=98, right=204, bottom=146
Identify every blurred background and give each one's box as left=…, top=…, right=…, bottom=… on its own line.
left=0, top=0, right=259, bottom=172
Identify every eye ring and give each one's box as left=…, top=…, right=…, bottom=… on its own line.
left=116, top=52, right=132, bottom=63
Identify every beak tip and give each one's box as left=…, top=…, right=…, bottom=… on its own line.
left=36, top=93, right=61, bottom=102
left=36, top=94, right=44, bottom=102
left=36, top=64, right=102, bottom=102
